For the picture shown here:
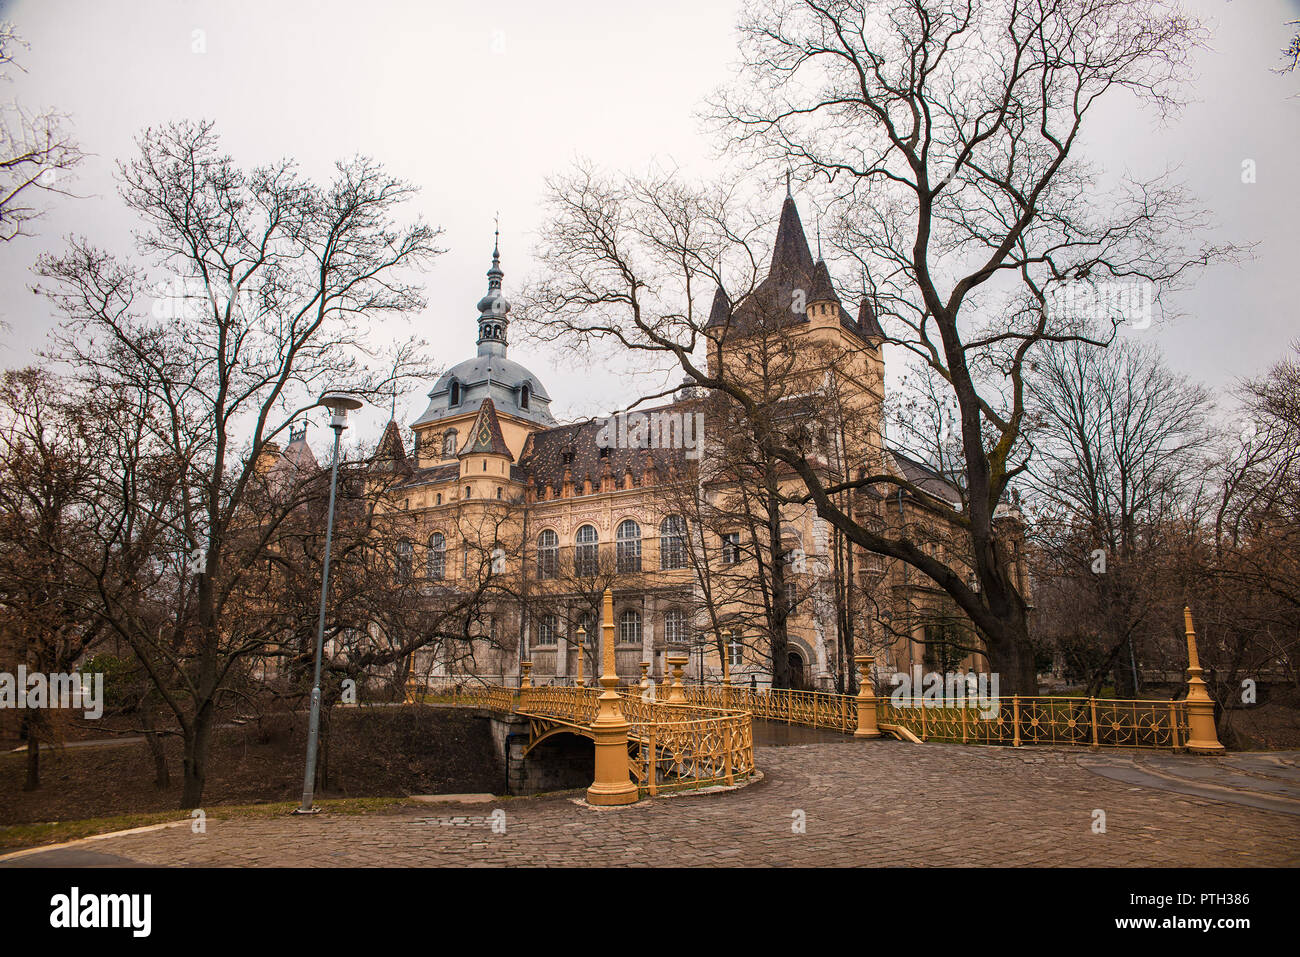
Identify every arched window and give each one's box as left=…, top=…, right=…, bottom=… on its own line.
left=664, top=608, right=689, bottom=645
left=536, top=614, right=557, bottom=646
left=519, top=383, right=530, bottom=410
left=426, top=532, right=446, bottom=580
left=449, top=379, right=461, bottom=406
left=575, top=524, right=599, bottom=577
left=442, top=429, right=458, bottom=457
left=536, top=529, right=558, bottom=579
left=396, top=539, right=413, bottom=582
left=496, top=486, right=502, bottom=499
left=616, top=519, right=641, bottom=573
left=436, top=493, right=442, bottom=505
left=659, top=514, right=687, bottom=569
left=619, top=609, right=642, bottom=645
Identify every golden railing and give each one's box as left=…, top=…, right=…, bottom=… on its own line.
left=686, top=686, right=859, bottom=733
left=515, top=686, right=601, bottom=726
left=425, top=680, right=1194, bottom=755
left=877, top=695, right=1190, bottom=750
left=406, top=610, right=1220, bottom=757
left=619, top=693, right=755, bottom=795
left=474, top=685, right=756, bottom=795
left=690, top=685, right=1190, bottom=750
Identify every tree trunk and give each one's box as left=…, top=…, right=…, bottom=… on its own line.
left=982, top=609, right=1038, bottom=696
left=145, top=731, right=169, bottom=789
left=23, top=735, right=39, bottom=791
left=180, top=704, right=215, bottom=808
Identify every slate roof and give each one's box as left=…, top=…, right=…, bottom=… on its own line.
left=517, top=404, right=688, bottom=494
left=886, top=448, right=963, bottom=505
left=706, top=192, right=882, bottom=344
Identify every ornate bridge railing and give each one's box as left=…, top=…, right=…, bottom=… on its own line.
left=617, top=694, right=755, bottom=795
left=876, top=696, right=1190, bottom=749
left=686, top=684, right=1194, bottom=749
left=477, top=685, right=756, bottom=795
left=414, top=605, right=1222, bottom=784
left=685, top=686, right=859, bottom=733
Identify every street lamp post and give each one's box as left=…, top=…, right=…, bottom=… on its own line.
left=295, top=391, right=363, bottom=815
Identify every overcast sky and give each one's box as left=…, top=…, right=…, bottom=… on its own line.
left=1, top=0, right=1296, bottom=443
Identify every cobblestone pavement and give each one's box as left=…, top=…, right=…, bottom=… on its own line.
left=6, top=739, right=1299, bottom=867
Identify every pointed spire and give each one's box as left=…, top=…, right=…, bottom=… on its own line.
left=770, top=191, right=815, bottom=280
left=459, top=398, right=514, bottom=461
left=857, top=296, right=886, bottom=342
left=808, top=258, right=839, bottom=305
left=707, top=284, right=730, bottom=326
left=372, top=419, right=410, bottom=473
left=476, top=223, right=510, bottom=357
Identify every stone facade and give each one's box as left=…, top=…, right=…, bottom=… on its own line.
left=362, top=193, right=1026, bottom=692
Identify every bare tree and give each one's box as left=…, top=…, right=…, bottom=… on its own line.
left=33, top=120, right=440, bottom=807
left=0, top=367, right=107, bottom=788
left=1026, top=338, right=1214, bottom=695
left=0, top=23, right=83, bottom=244
left=521, top=0, right=1233, bottom=693
left=1203, top=344, right=1300, bottom=700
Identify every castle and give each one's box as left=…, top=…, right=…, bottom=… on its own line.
left=274, top=190, right=1026, bottom=691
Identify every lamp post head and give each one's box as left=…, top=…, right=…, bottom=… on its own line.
left=318, top=392, right=364, bottom=430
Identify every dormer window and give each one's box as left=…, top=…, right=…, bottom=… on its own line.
left=520, top=383, right=531, bottom=410
left=449, top=379, right=461, bottom=406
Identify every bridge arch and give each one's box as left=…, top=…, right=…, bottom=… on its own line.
left=516, top=727, right=594, bottom=793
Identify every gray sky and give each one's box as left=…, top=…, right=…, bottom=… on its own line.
left=2, top=0, right=1296, bottom=442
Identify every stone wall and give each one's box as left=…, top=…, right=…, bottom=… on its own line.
left=489, top=711, right=595, bottom=795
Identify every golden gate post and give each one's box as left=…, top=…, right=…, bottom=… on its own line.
left=665, top=654, right=689, bottom=703
left=854, top=655, right=881, bottom=739
left=586, top=589, right=639, bottom=805
left=1182, top=607, right=1224, bottom=753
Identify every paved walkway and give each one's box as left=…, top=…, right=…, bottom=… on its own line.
left=5, top=738, right=1298, bottom=867
left=1077, top=750, right=1300, bottom=817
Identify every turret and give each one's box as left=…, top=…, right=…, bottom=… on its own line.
left=475, top=228, right=510, bottom=358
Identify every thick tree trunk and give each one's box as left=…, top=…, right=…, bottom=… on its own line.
left=180, top=704, right=215, bottom=809
left=765, top=486, right=792, bottom=690
left=981, top=604, right=1038, bottom=696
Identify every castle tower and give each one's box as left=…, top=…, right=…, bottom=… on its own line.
left=475, top=228, right=510, bottom=357
left=458, top=398, right=516, bottom=501
left=410, top=230, right=556, bottom=467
